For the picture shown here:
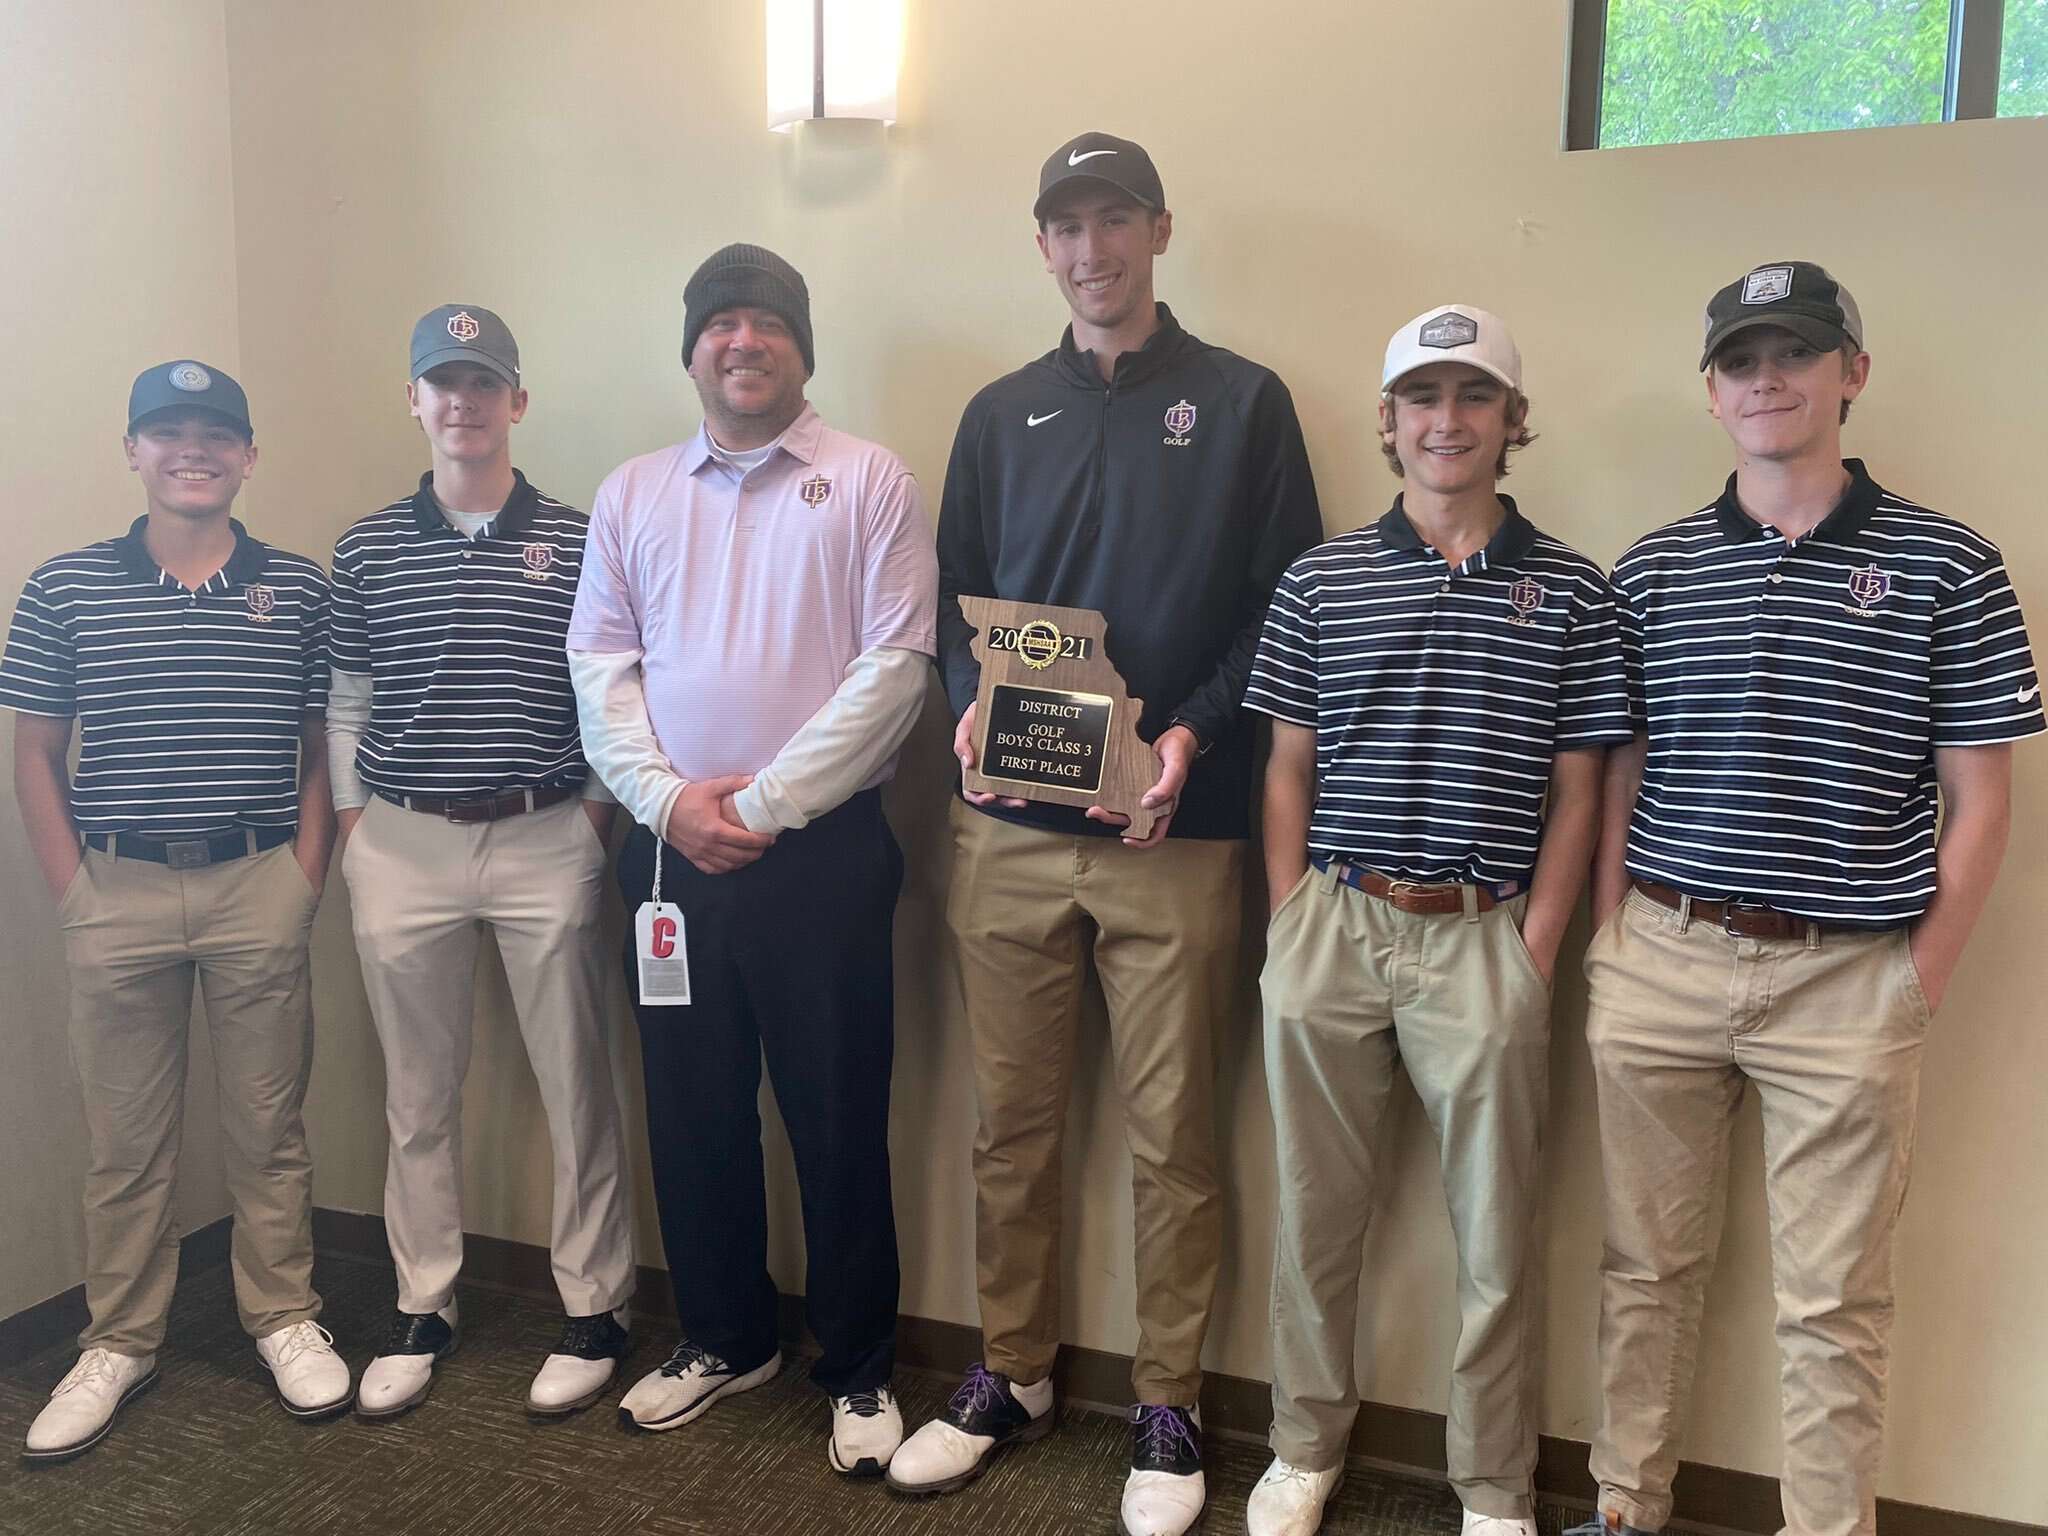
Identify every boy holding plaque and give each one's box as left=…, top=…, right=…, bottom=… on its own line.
left=893, top=132, right=1322, bottom=1536
left=1241, top=307, right=1631, bottom=1536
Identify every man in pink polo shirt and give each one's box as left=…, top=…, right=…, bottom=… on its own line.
left=567, top=244, right=937, bottom=1476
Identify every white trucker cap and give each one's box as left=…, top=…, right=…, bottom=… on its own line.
left=1381, top=304, right=1522, bottom=393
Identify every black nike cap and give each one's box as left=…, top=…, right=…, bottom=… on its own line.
left=1033, top=131, right=1164, bottom=222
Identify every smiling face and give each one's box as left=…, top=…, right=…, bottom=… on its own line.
left=408, top=362, right=527, bottom=467
left=124, top=408, right=256, bottom=520
left=1706, top=325, right=1868, bottom=463
left=1378, top=362, right=1524, bottom=495
left=686, top=306, right=809, bottom=443
left=1036, top=189, right=1171, bottom=339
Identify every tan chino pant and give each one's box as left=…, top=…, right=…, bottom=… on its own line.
left=946, top=799, right=1243, bottom=1404
left=58, top=840, right=324, bottom=1354
left=343, top=795, right=634, bottom=1317
left=1583, top=887, right=1931, bottom=1536
left=1262, top=864, right=1552, bottom=1519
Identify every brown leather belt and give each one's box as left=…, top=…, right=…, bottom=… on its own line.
left=377, top=786, right=575, bottom=823
left=1630, top=879, right=1864, bottom=940
left=1317, top=857, right=1525, bottom=915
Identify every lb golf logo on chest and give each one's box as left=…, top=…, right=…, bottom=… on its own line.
left=244, top=584, right=277, bottom=623
left=1506, top=576, right=1545, bottom=626
left=798, top=474, right=833, bottom=507
left=1162, top=399, right=1198, bottom=447
left=522, top=543, right=555, bottom=581
left=1844, top=565, right=1890, bottom=617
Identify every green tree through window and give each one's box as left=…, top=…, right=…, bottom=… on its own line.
left=2005, top=0, right=2048, bottom=115
left=1599, top=0, right=1952, bottom=148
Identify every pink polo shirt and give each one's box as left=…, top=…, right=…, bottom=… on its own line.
left=568, top=404, right=937, bottom=783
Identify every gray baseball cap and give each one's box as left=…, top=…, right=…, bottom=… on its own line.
left=127, top=360, right=252, bottom=436
left=1700, top=262, right=1864, bottom=371
left=410, top=304, right=520, bottom=385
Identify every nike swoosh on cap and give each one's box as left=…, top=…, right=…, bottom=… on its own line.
left=1027, top=410, right=1064, bottom=427
left=1068, top=148, right=1117, bottom=165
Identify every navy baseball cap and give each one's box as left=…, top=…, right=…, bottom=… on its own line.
left=1033, top=131, right=1165, bottom=222
left=1700, top=261, right=1864, bottom=371
left=411, top=304, right=520, bottom=385
left=127, top=360, right=252, bottom=436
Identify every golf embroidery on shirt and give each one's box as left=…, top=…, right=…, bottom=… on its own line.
left=245, top=584, right=277, bottom=623
left=1507, top=576, right=1544, bottom=626
left=1843, top=565, right=1889, bottom=617
left=1162, top=400, right=1197, bottom=447
left=799, top=474, right=833, bottom=507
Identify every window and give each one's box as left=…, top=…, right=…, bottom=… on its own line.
left=1567, top=0, right=2047, bottom=150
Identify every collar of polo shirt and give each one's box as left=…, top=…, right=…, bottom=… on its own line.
left=1375, top=493, right=1538, bottom=569
left=409, top=468, right=539, bottom=539
left=680, top=401, right=824, bottom=476
left=113, top=514, right=272, bottom=588
left=1712, top=458, right=1882, bottom=545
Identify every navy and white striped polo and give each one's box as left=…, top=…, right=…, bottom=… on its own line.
left=0, top=518, right=329, bottom=835
left=329, top=472, right=592, bottom=798
left=1246, top=497, right=1633, bottom=885
left=1614, top=459, right=2044, bottom=925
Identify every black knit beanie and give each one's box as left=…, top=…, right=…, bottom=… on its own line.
left=681, top=243, right=815, bottom=375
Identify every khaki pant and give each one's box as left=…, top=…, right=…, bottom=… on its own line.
left=1262, top=865, right=1551, bottom=1518
left=58, top=840, right=323, bottom=1353
left=946, top=800, right=1243, bottom=1404
left=1583, top=887, right=1931, bottom=1536
left=343, top=794, right=633, bottom=1316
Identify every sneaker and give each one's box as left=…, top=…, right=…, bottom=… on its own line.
left=1563, top=1514, right=1660, bottom=1536
left=617, top=1340, right=780, bottom=1431
left=22, top=1349, right=159, bottom=1462
left=356, top=1303, right=458, bottom=1419
left=828, top=1385, right=903, bottom=1475
left=255, top=1321, right=354, bottom=1418
left=885, top=1363, right=1054, bottom=1495
left=1246, top=1457, right=1344, bottom=1536
left=528, top=1308, right=631, bottom=1416
left=1463, top=1511, right=1538, bottom=1536
left=1120, top=1404, right=1205, bottom=1536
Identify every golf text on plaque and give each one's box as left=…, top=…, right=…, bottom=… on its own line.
left=959, top=596, right=1159, bottom=840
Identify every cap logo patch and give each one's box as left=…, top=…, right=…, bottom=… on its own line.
left=168, top=363, right=212, bottom=393
left=1741, top=266, right=1794, bottom=305
left=521, top=543, right=555, bottom=580
left=1507, top=576, right=1545, bottom=624
left=798, top=474, right=832, bottom=507
left=1845, top=565, right=1890, bottom=612
left=446, top=311, right=482, bottom=342
left=1419, top=313, right=1478, bottom=349
left=1162, top=399, right=1197, bottom=447
left=244, top=584, right=276, bottom=623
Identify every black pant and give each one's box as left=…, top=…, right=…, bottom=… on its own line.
left=619, top=789, right=902, bottom=1395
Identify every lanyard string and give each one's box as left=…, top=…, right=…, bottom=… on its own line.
left=652, top=837, right=664, bottom=906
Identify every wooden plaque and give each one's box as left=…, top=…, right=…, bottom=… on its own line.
left=959, top=596, right=1158, bottom=840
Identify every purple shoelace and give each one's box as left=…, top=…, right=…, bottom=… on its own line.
left=1133, top=1404, right=1199, bottom=1462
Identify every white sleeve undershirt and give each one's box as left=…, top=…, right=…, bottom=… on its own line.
left=568, top=648, right=690, bottom=836
left=325, top=668, right=373, bottom=812
left=729, top=645, right=930, bottom=833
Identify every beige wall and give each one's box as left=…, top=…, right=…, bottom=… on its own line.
left=0, top=0, right=239, bottom=1324
left=5, top=0, right=2044, bottom=1521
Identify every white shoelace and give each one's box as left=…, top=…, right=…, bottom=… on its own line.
left=53, top=1349, right=124, bottom=1396
left=266, top=1321, right=336, bottom=1368
left=1263, top=1461, right=1318, bottom=1489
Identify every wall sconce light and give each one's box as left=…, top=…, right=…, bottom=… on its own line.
left=766, top=0, right=903, bottom=133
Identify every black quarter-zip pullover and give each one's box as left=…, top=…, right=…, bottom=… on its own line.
left=937, top=305, right=1323, bottom=839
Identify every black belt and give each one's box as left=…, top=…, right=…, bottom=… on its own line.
left=83, top=825, right=295, bottom=869
left=374, top=785, right=575, bottom=822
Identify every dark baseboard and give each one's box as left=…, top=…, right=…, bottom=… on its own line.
left=306, top=1207, right=2039, bottom=1536
left=0, top=1214, right=233, bottom=1371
